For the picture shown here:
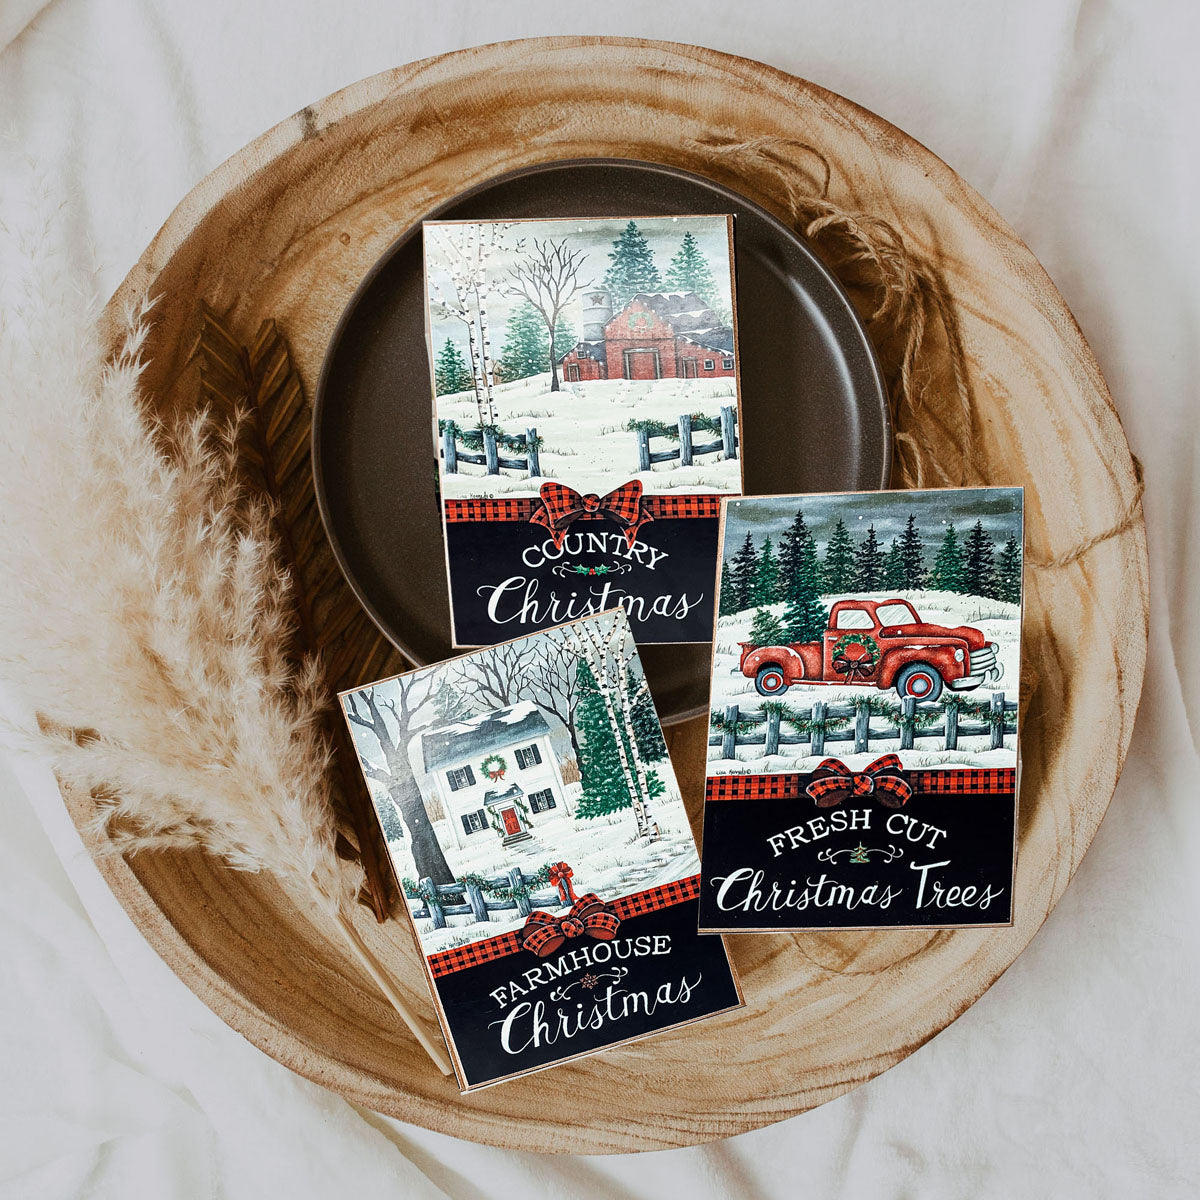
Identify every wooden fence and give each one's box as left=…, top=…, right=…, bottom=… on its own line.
left=441, top=425, right=541, bottom=477
left=635, top=405, right=738, bottom=472
left=408, top=867, right=566, bottom=930
left=710, top=693, right=1017, bottom=760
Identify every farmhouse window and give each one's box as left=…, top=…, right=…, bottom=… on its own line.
left=529, top=788, right=557, bottom=814
left=703, top=359, right=715, bottom=371
left=722, top=357, right=734, bottom=369
left=446, top=765, right=475, bottom=791
left=460, top=809, right=488, bottom=835
left=514, top=743, right=542, bottom=769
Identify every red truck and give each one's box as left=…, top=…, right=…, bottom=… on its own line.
left=740, top=597, right=1002, bottom=702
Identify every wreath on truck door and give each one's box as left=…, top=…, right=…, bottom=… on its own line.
left=831, top=632, right=881, bottom=683
left=480, top=753, right=507, bottom=781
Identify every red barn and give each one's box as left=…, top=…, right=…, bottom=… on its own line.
left=559, top=291, right=736, bottom=383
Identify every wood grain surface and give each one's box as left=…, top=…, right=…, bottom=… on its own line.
left=75, top=37, right=1148, bottom=1153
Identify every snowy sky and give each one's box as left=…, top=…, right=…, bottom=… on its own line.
left=423, top=214, right=735, bottom=357
left=722, top=487, right=1024, bottom=556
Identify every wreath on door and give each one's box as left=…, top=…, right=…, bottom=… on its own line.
left=480, top=753, right=507, bottom=781
left=831, top=632, right=881, bottom=683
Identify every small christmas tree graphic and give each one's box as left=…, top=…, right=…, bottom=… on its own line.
left=849, top=844, right=869, bottom=864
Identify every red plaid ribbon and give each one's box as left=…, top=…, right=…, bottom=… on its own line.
left=805, top=755, right=912, bottom=809
left=519, top=893, right=620, bottom=957
left=424, top=875, right=701, bottom=977
left=548, top=861, right=577, bottom=904
left=443, top=494, right=723, bottom=524
left=529, top=480, right=650, bottom=549
left=705, top=768, right=1016, bottom=802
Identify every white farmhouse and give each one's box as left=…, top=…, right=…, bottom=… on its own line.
left=419, top=702, right=573, bottom=849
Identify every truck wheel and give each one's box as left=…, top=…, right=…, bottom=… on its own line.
left=755, top=665, right=789, bottom=696
left=895, top=662, right=943, bottom=703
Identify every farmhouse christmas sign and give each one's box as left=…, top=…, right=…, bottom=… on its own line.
left=340, top=608, right=742, bottom=1092
left=698, top=487, right=1023, bottom=932
left=423, top=215, right=744, bottom=647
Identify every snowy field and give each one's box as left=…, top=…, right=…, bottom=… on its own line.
left=381, top=782, right=700, bottom=956
left=708, top=589, right=1021, bottom=774
left=436, top=373, right=742, bottom=499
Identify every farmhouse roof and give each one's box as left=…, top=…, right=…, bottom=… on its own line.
left=421, top=701, right=551, bottom=773
left=678, top=327, right=735, bottom=354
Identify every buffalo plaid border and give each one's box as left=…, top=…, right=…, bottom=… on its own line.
left=444, top=495, right=723, bottom=524
left=425, top=875, right=701, bottom=978
left=705, top=768, right=1016, bottom=802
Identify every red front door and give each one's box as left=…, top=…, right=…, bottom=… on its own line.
left=500, top=807, right=521, bottom=836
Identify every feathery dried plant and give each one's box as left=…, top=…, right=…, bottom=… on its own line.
left=0, top=210, right=449, bottom=1073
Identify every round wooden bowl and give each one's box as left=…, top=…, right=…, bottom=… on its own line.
left=79, top=38, right=1147, bottom=1152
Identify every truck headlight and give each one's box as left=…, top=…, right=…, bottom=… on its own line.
left=954, top=648, right=965, bottom=662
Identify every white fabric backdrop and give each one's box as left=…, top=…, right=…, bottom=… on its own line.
left=2, top=1, right=1198, bottom=1196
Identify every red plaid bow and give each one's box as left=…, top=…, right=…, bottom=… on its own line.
left=529, top=480, right=652, bottom=549
left=548, top=861, right=577, bottom=904
left=520, top=893, right=621, bottom=957
left=805, top=755, right=912, bottom=809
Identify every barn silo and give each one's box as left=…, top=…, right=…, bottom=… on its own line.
left=582, top=289, right=614, bottom=341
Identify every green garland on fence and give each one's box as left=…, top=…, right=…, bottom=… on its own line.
left=709, top=707, right=765, bottom=735
left=438, top=418, right=544, bottom=454
left=402, top=864, right=559, bottom=906
left=625, top=413, right=723, bottom=441
left=943, top=694, right=1012, bottom=728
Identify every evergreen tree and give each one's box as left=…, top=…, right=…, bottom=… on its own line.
left=821, top=518, right=856, bottom=594
left=898, top=513, right=926, bottom=589
left=749, top=607, right=786, bottom=646
left=376, top=795, right=405, bottom=843
left=752, top=535, right=779, bottom=606
left=853, top=524, right=884, bottom=591
left=603, top=220, right=662, bottom=307
left=883, top=537, right=906, bottom=589
left=962, top=520, right=998, bottom=598
left=718, top=562, right=737, bottom=617
left=663, top=231, right=718, bottom=305
left=433, top=337, right=473, bottom=396
left=997, top=536, right=1022, bottom=604
left=575, top=660, right=638, bottom=819
left=626, top=666, right=667, bottom=763
left=553, top=317, right=576, bottom=362
left=778, top=509, right=828, bottom=641
left=730, top=531, right=760, bottom=613
left=498, top=303, right=549, bottom=381
left=928, top=524, right=965, bottom=592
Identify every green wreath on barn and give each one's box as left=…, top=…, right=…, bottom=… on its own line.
left=479, top=752, right=507, bottom=781
left=830, top=632, right=881, bottom=683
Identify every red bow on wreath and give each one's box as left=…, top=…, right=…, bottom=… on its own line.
left=520, top=894, right=621, bottom=957
left=529, top=480, right=652, bottom=550
left=548, top=861, right=577, bottom=904
left=805, top=755, right=912, bottom=809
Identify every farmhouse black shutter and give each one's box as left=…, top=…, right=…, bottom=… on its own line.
left=460, top=812, right=472, bottom=834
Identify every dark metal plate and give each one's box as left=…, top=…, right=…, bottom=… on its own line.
left=313, top=159, right=890, bottom=723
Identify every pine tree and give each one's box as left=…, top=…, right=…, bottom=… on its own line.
left=997, top=536, right=1022, bottom=604
left=883, top=537, right=906, bottom=589
left=962, top=520, right=998, bottom=598
left=928, top=524, right=965, bottom=592
left=498, top=302, right=550, bottom=381
left=750, top=607, right=786, bottom=646
left=821, top=518, right=856, bottom=595
left=853, top=524, right=884, bottom=590
left=752, top=535, right=779, bottom=606
left=575, top=660, right=639, bottom=819
left=778, top=509, right=828, bottom=641
left=553, top=317, right=576, bottom=362
left=664, top=231, right=718, bottom=305
left=626, top=666, right=667, bottom=763
left=433, top=337, right=473, bottom=396
left=603, top=220, right=662, bottom=307
left=898, top=514, right=926, bottom=589
left=375, top=795, right=405, bottom=843
left=718, top=562, right=737, bottom=617
left=730, top=531, right=759, bottom=613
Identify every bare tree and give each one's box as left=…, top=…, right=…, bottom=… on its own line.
left=344, top=682, right=455, bottom=884
left=447, top=637, right=540, bottom=711
left=507, top=237, right=588, bottom=392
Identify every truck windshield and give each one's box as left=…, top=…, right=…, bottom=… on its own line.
left=876, top=602, right=919, bottom=627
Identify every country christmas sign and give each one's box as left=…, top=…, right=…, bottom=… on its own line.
left=698, top=487, right=1024, bottom=932
left=422, top=215, right=744, bottom=646
left=340, top=608, right=742, bottom=1092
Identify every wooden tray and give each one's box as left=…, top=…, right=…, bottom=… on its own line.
left=81, top=38, right=1147, bottom=1153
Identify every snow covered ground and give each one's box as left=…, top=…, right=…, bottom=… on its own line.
left=387, top=779, right=700, bottom=956
left=436, top=373, right=742, bottom=498
left=708, top=589, right=1022, bottom=773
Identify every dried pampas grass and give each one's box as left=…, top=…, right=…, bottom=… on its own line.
left=0, top=200, right=449, bottom=1073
